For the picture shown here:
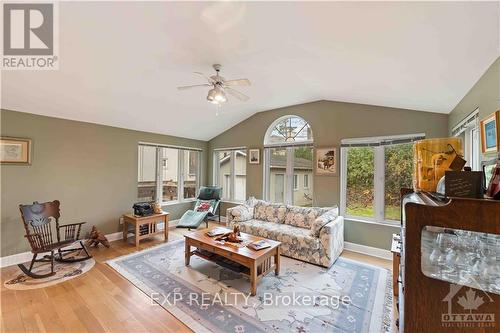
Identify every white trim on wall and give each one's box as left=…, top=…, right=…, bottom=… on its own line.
left=0, top=220, right=182, bottom=268
left=344, top=241, right=392, bottom=260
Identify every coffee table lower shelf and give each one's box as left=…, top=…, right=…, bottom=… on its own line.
left=191, top=249, right=275, bottom=277
left=184, top=232, right=281, bottom=296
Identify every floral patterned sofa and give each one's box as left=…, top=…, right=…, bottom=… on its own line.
left=227, top=199, right=344, bottom=267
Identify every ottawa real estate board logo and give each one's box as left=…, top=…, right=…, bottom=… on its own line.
left=442, top=283, right=495, bottom=329
left=2, top=2, right=59, bottom=70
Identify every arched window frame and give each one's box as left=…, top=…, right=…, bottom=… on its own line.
left=264, top=115, right=314, bottom=147
left=263, top=115, right=314, bottom=205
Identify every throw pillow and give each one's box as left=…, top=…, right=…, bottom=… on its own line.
left=230, top=204, right=253, bottom=222
left=195, top=200, right=214, bottom=213
left=254, top=202, right=286, bottom=223
left=285, top=206, right=323, bottom=229
left=310, top=206, right=339, bottom=236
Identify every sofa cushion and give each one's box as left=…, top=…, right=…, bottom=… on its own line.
left=253, top=202, right=287, bottom=223
left=237, top=220, right=320, bottom=251
left=284, top=206, right=325, bottom=229
left=310, top=206, right=339, bottom=237
left=228, top=204, right=254, bottom=222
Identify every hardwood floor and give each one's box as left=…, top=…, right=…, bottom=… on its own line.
left=1, top=222, right=392, bottom=333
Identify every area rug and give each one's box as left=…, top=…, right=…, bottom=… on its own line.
left=107, top=239, right=392, bottom=333
left=4, top=257, right=95, bottom=290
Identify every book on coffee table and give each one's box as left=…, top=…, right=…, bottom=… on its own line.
left=206, top=227, right=231, bottom=237
left=247, top=240, right=271, bottom=251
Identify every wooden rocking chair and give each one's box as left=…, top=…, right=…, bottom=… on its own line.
left=19, top=200, right=92, bottom=278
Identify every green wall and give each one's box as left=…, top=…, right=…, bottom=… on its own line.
left=0, top=99, right=452, bottom=256
left=208, top=100, right=449, bottom=250
left=448, top=56, right=500, bottom=156
left=0, top=110, right=208, bottom=257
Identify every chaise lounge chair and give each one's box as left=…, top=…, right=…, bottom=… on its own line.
left=176, top=186, right=221, bottom=230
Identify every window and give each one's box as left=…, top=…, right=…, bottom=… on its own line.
left=161, top=147, right=178, bottom=201
left=138, top=145, right=157, bottom=201
left=188, top=151, right=197, bottom=175
left=264, top=115, right=313, bottom=145
left=345, top=147, right=375, bottom=218
left=264, top=116, right=314, bottom=206
left=452, top=109, right=480, bottom=171
left=138, top=143, right=201, bottom=203
left=184, top=151, right=198, bottom=199
left=213, top=148, right=246, bottom=202
left=340, top=134, right=424, bottom=223
left=384, top=144, right=414, bottom=220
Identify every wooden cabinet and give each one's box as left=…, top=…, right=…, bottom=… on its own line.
left=397, top=193, right=500, bottom=333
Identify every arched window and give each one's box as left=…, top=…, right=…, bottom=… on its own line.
left=264, top=115, right=313, bottom=146
left=263, top=116, right=314, bottom=206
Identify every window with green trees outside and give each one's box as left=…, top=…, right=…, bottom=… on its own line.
left=344, top=141, right=415, bottom=222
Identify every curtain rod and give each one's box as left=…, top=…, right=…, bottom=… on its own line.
left=213, top=146, right=246, bottom=151
left=138, top=141, right=203, bottom=152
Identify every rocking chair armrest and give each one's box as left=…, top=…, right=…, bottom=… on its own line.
left=58, top=222, right=86, bottom=240
left=58, top=222, right=86, bottom=228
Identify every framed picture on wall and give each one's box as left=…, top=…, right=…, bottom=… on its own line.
left=316, top=147, right=337, bottom=175
left=480, top=110, right=500, bottom=154
left=249, top=149, right=260, bottom=164
left=0, top=137, right=32, bottom=165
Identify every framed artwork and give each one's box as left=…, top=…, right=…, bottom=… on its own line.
left=316, top=147, right=337, bottom=175
left=0, top=137, right=32, bottom=165
left=480, top=111, right=500, bottom=154
left=249, top=149, right=260, bottom=164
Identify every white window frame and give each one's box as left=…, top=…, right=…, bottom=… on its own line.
left=303, top=174, right=309, bottom=189
left=340, top=133, right=425, bottom=226
left=263, top=115, right=314, bottom=205
left=453, top=108, right=480, bottom=171
left=263, top=145, right=314, bottom=205
left=138, top=143, right=201, bottom=205
left=213, top=147, right=247, bottom=202
left=264, top=115, right=314, bottom=147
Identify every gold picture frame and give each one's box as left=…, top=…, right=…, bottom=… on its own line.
left=480, top=110, right=500, bottom=154
left=0, top=137, right=32, bottom=165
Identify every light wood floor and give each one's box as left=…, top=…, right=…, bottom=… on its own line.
left=1, top=222, right=392, bottom=333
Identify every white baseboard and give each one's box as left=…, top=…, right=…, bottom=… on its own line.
left=344, top=241, right=392, bottom=261
left=3, top=221, right=376, bottom=267
left=0, top=220, right=185, bottom=268
left=0, top=251, right=33, bottom=268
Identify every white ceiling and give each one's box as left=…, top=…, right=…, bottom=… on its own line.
left=2, top=1, right=499, bottom=141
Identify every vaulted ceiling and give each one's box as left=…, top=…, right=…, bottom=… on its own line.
left=2, top=1, right=499, bottom=140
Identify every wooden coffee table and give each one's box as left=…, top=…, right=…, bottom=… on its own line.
left=184, top=228, right=281, bottom=295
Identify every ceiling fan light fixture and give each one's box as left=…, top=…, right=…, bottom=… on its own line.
left=179, top=64, right=249, bottom=105
left=207, top=87, right=226, bottom=104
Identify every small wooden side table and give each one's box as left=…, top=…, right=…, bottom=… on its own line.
left=122, top=212, right=169, bottom=249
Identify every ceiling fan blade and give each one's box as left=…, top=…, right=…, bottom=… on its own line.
left=194, top=72, right=215, bottom=84
left=225, top=87, right=249, bottom=101
left=224, top=78, right=251, bottom=86
left=177, top=84, right=211, bottom=90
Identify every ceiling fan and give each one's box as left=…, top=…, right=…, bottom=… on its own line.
left=177, top=64, right=251, bottom=105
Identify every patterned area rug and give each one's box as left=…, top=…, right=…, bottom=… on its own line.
left=4, top=257, right=95, bottom=290
left=108, top=239, right=392, bottom=333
